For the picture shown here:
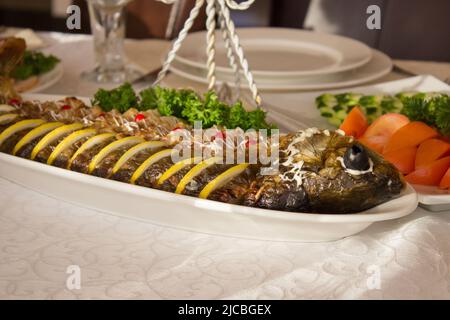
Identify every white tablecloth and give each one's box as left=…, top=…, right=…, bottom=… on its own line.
left=1, top=33, right=450, bottom=300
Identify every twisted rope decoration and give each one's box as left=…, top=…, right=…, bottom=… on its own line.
left=225, top=0, right=255, bottom=10
left=217, top=0, right=261, bottom=107
left=217, top=2, right=240, bottom=100
left=205, top=0, right=216, bottom=90
left=156, top=0, right=261, bottom=107
left=153, top=0, right=205, bottom=86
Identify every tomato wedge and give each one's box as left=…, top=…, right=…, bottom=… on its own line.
left=383, top=121, right=439, bottom=154
left=359, top=135, right=386, bottom=154
left=405, top=156, right=450, bottom=186
left=363, top=113, right=410, bottom=138
left=415, top=138, right=450, bottom=169
left=359, top=113, right=410, bottom=153
left=439, top=168, right=450, bottom=189
left=384, top=146, right=417, bottom=174
left=339, top=106, right=368, bottom=138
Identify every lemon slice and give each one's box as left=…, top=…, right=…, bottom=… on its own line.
left=157, top=156, right=203, bottom=186
left=30, top=123, right=84, bottom=160
left=175, top=157, right=223, bottom=194
left=112, top=141, right=166, bottom=175
left=88, top=136, right=144, bottom=174
left=130, top=149, right=174, bottom=184
left=13, top=122, right=64, bottom=155
left=0, top=119, right=46, bottom=148
left=199, top=164, right=249, bottom=199
left=47, top=128, right=97, bottom=165
left=67, top=133, right=115, bottom=169
left=0, top=104, right=16, bottom=113
left=0, top=113, right=19, bottom=125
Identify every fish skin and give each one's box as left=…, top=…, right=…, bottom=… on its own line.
left=242, top=130, right=405, bottom=213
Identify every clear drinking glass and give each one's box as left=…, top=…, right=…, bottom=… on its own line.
left=82, top=0, right=142, bottom=83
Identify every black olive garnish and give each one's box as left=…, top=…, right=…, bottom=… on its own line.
left=343, top=144, right=371, bottom=171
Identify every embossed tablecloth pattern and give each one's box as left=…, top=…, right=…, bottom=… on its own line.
left=1, top=33, right=450, bottom=300
left=1, top=178, right=450, bottom=299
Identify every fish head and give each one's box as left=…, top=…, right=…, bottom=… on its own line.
left=245, top=129, right=405, bottom=213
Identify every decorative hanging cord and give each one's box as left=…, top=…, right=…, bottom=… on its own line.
left=205, top=0, right=216, bottom=90
left=153, top=0, right=205, bottom=86
left=217, top=1, right=241, bottom=100
left=216, top=0, right=261, bottom=106
left=225, top=0, right=255, bottom=10
left=156, top=0, right=261, bottom=107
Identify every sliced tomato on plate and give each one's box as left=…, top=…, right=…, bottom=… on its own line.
left=363, top=113, right=410, bottom=138
left=358, top=113, right=410, bottom=153
left=384, top=146, right=417, bottom=174
left=339, top=106, right=368, bottom=138
left=359, top=135, right=386, bottom=154
left=415, top=138, right=450, bottom=169
left=439, top=167, right=450, bottom=189
left=383, top=121, right=439, bottom=154
left=405, top=156, right=450, bottom=186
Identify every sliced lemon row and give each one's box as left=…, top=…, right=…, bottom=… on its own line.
left=88, top=136, right=144, bottom=174
left=13, top=122, right=64, bottom=155
left=67, top=133, right=115, bottom=169
left=30, top=123, right=84, bottom=160
left=112, top=141, right=166, bottom=175
left=0, top=113, right=19, bottom=125
left=0, top=119, right=46, bottom=148
left=130, top=149, right=174, bottom=185
left=47, top=128, right=97, bottom=165
left=199, top=164, right=249, bottom=199
left=0, top=104, right=16, bottom=113
left=175, top=157, right=223, bottom=194
left=157, top=157, right=203, bottom=186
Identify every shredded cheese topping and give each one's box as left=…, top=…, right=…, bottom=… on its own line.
left=279, top=128, right=321, bottom=187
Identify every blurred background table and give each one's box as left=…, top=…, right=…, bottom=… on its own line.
left=33, top=32, right=450, bottom=97
left=0, top=32, right=449, bottom=299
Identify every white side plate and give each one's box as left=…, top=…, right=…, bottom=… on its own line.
left=414, top=185, right=450, bottom=212
left=176, top=28, right=372, bottom=77
left=23, top=64, right=64, bottom=93
left=170, top=49, right=391, bottom=91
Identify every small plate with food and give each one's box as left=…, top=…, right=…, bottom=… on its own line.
left=11, top=50, right=63, bottom=93
left=279, top=75, right=450, bottom=212
left=1, top=36, right=62, bottom=93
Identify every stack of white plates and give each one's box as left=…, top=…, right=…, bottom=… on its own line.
left=170, top=28, right=393, bottom=91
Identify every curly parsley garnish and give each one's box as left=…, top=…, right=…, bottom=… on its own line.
left=91, top=82, right=138, bottom=113
left=401, top=93, right=450, bottom=136
left=92, top=83, right=276, bottom=130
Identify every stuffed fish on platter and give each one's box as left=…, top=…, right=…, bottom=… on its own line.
left=0, top=35, right=406, bottom=216
left=0, top=96, right=405, bottom=214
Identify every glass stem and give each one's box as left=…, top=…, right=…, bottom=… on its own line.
left=100, top=7, right=125, bottom=73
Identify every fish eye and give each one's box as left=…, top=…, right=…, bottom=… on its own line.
left=343, top=144, right=371, bottom=171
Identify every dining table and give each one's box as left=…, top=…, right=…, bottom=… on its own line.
left=1, top=31, right=450, bottom=300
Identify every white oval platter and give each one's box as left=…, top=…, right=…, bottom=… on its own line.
left=0, top=152, right=417, bottom=242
